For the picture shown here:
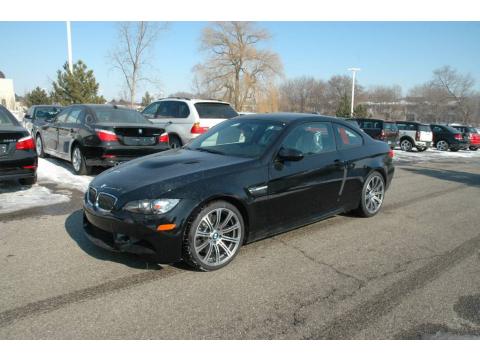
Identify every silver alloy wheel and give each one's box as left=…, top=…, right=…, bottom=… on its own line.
left=436, top=140, right=448, bottom=151
left=400, top=139, right=412, bottom=152
left=35, top=136, right=42, bottom=155
left=72, top=147, right=82, bottom=172
left=193, top=208, right=242, bottom=267
left=364, top=174, right=385, bottom=214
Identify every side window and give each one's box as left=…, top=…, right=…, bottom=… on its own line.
left=66, top=108, right=83, bottom=124
left=157, top=101, right=178, bottom=118
left=178, top=102, right=190, bottom=118
left=142, top=102, right=159, bottom=116
left=56, top=109, right=70, bottom=123
left=432, top=126, right=442, bottom=133
left=281, top=122, right=336, bottom=156
left=396, top=123, right=406, bottom=130
left=334, top=124, right=363, bottom=149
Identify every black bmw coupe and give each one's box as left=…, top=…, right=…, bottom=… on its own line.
left=83, top=113, right=395, bottom=271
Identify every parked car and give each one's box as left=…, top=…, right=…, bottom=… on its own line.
left=141, top=98, right=238, bottom=148
left=356, top=118, right=399, bottom=149
left=34, top=104, right=170, bottom=175
left=449, top=124, right=480, bottom=151
left=429, top=124, right=469, bottom=152
left=395, top=121, right=433, bottom=152
left=0, top=105, right=37, bottom=185
left=83, top=113, right=395, bottom=271
left=23, top=105, right=63, bottom=135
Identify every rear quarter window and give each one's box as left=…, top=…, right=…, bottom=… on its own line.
left=194, top=102, right=238, bottom=119
left=334, top=124, right=363, bottom=149
left=418, top=125, right=431, bottom=132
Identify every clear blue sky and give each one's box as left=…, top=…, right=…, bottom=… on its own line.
left=1, top=21, right=479, bottom=100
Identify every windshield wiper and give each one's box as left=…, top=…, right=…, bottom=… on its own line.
left=194, top=148, right=225, bottom=155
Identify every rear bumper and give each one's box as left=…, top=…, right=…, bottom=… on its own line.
left=0, top=153, right=37, bottom=181
left=0, top=170, right=36, bottom=182
left=84, top=144, right=170, bottom=167
left=450, top=142, right=469, bottom=150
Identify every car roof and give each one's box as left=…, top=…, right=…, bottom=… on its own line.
left=233, top=112, right=345, bottom=124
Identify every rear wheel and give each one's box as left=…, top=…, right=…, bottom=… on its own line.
left=183, top=201, right=244, bottom=271
left=71, top=146, right=91, bottom=175
left=436, top=140, right=449, bottom=151
left=169, top=135, right=182, bottom=149
left=355, top=171, right=385, bottom=218
left=400, top=139, right=413, bottom=152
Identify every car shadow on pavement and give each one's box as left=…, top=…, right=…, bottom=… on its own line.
left=43, top=157, right=104, bottom=176
left=65, top=210, right=163, bottom=270
left=402, top=166, right=480, bottom=188
left=0, top=180, right=34, bottom=193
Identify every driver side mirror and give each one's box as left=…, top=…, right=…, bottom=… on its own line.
left=277, top=147, right=304, bottom=162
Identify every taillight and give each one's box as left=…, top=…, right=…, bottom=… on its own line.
left=415, top=131, right=420, bottom=141
left=96, top=129, right=118, bottom=142
left=158, top=132, right=169, bottom=143
left=15, top=136, right=35, bottom=151
left=191, top=122, right=209, bottom=134
left=388, top=149, right=394, bottom=158
left=454, top=133, right=463, bottom=140
left=379, top=129, right=385, bottom=140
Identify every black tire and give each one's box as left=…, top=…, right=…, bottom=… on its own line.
left=35, top=134, right=48, bottom=158
left=417, top=147, right=427, bottom=152
left=182, top=200, right=245, bottom=271
left=71, top=145, right=92, bottom=175
left=470, top=147, right=479, bottom=151
left=450, top=148, right=459, bottom=152
left=19, top=175, right=37, bottom=186
left=400, top=138, right=414, bottom=152
left=169, top=135, right=182, bottom=149
left=355, top=171, right=386, bottom=218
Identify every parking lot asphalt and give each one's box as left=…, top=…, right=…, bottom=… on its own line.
left=0, top=153, right=480, bottom=339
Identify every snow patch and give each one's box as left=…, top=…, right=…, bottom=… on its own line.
left=0, top=184, right=70, bottom=215
left=394, top=148, right=480, bottom=163
left=37, top=158, right=93, bottom=192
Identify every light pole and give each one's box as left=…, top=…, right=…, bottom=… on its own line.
left=66, top=21, right=73, bottom=73
left=348, top=68, right=361, bottom=117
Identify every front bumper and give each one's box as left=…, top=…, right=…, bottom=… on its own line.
left=82, top=200, right=188, bottom=263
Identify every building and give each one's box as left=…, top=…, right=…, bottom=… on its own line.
left=0, top=70, right=17, bottom=111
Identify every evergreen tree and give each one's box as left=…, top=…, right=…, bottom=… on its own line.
left=353, top=104, right=368, bottom=118
left=24, top=87, right=52, bottom=107
left=51, top=60, right=105, bottom=105
left=335, top=94, right=351, bottom=118
left=141, top=91, right=153, bottom=107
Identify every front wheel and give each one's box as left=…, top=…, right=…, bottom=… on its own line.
left=436, top=140, right=449, bottom=151
left=183, top=201, right=244, bottom=271
left=35, top=134, right=47, bottom=158
left=355, top=171, right=386, bottom=218
left=71, top=146, right=92, bottom=175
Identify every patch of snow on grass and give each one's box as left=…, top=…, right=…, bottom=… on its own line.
left=38, top=158, right=93, bottom=192
left=0, top=184, right=70, bottom=215
left=394, top=148, right=480, bottom=163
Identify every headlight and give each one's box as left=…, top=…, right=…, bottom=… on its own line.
left=123, top=199, right=180, bottom=214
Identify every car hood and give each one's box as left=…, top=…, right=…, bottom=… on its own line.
left=89, top=148, right=253, bottom=198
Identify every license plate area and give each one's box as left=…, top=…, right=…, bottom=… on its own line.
left=123, top=137, right=155, bottom=146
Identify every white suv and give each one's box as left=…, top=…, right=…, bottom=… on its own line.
left=141, top=98, right=238, bottom=148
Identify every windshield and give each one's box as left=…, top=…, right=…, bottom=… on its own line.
left=35, top=107, right=62, bottom=120
left=194, top=102, right=238, bottom=119
left=187, top=119, right=285, bottom=158
left=92, top=107, right=151, bottom=124
left=0, top=108, right=18, bottom=126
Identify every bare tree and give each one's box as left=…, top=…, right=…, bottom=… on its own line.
left=431, top=65, right=476, bottom=122
left=110, top=22, right=167, bottom=107
left=366, top=85, right=402, bottom=103
left=193, top=22, right=283, bottom=111
left=279, top=76, right=327, bottom=113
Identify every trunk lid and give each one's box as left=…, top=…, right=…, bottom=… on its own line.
left=0, top=126, right=28, bottom=157
left=95, top=123, right=165, bottom=146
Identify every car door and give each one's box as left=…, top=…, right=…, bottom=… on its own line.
left=332, top=123, right=366, bottom=207
left=43, top=108, right=69, bottom=152
left=267, top=121, right=344, bottom=231
left=57, top=107, right=83, bottom=158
